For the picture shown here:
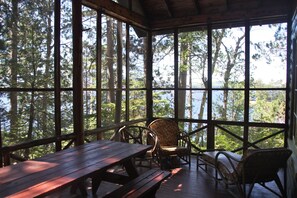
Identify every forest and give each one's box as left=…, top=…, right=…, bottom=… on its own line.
left=0, top=0, right=287, bottom=160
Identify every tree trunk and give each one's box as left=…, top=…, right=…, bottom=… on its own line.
left=25, top=90, right=35, bottom=159
left=222, top=34, right=244, bottom=120
left=198, top=30, right=225, bottom=122
left=115, top=21, right=122, bottom=126
left=196, top=30, right=225, bottom=145
left=42, top=1, right=53, bottom=135
left=189, top=56, right=193, bottom=132
left=178, top=36, right=188, bottom=119
left=107, top=18, right=115, bottom=103
left=25, top=28, right=37, bottom=159
left=10, top=0, right=19, bottom=139
left=198, top=57, right=208, bottom=127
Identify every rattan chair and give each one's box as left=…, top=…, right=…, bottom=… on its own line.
left=118, top=125, right=159, bottom=168
left=148, top=119, right=191, bottom=169
left=214, top=148, right=292, bottom=198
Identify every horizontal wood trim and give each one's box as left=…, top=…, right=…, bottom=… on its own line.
left=0, top=134, right=76, bottom=153
left=85, top=118, right=148, bottom=136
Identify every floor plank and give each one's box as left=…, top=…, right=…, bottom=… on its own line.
left=47, top=156, right=283, bottom=198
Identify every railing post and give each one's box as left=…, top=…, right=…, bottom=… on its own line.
left=3, top=148, right=10, bottom=166
left=207, top=123, right=215, bottom=149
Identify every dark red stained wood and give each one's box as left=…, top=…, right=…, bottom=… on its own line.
left=72, top=0, right=84, bottom=146
left=103, top=168, right=171, bottom=198
left=0, top=140, right=111, bottom=183
left=125, top=170, right=171, bottom=198
left=0, top=140, right=152, bottom=198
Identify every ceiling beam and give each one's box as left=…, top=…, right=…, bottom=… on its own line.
left=137, top=0, right=150, bottom=20
left=163, top=0, right=174, bottom=17
left=193, top=0, right=201, bottom=14
left=226, top=0, right=229, bottom=10
left=82, top=0, right=149, bottom=30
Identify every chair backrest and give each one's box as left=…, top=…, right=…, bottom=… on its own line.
left=119, top=126, right=143, bottom=144
left=118, top=126, right=158, bottom=149
left=237, top=148, right=292, bottom=183
left=148, top=119, right=180, bottom=146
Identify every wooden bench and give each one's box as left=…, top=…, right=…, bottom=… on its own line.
left=103, top=168, right=171, bottom=198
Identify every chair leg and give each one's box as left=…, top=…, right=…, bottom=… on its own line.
left=274, top=174, right=286, bottom=198
left=235, top=182, right=245, bottom=198
left=196, top=154, right=203, bottom=171
left=246, top=183, right=255, bottom=198
left=160, top=156, right=166, bottom=170
left=215, top=169, right=218, bottom=185
left=179, top=154, right=191, bottom=167
left=188, top=154, right=191, bottom=167
left=196, top=154, right=199, bottom=170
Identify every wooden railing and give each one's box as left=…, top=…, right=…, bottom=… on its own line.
left=185, top=122, right=286, bottom=155
left=0, top=118, right=286, bottom=167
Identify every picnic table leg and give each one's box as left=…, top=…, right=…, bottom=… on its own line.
left=70, top=181, right=88, bottom=196
left=123, top=159, right=139, bottom=179
left=92, top=174, right=103, bottom=195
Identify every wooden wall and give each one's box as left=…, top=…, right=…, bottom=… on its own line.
left=288, top=3, right=297, bottom=197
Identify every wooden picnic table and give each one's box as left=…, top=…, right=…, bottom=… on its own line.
left=0, top=140, right=152, bottom=197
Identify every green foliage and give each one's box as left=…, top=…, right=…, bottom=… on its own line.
left=101, top=103, right=116, bottom=126
left=153, top=91, right=174, bottom=117
left=250, top=89, right=285, bottom=123
left=129, top=90, right=146, bottom=119
left=215, top=125, right=243, bottom=151
left=249, top=127, right=284, bottom=148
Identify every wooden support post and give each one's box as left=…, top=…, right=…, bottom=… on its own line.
left=244, top=20, right=250, bottom=151
left=73, top=0, right=84, bottom=146
left=207, top=24, right=214, bottom=149
left=54, top=0, right=62, bottom=151
left=146, top=31, right=153, bottom=123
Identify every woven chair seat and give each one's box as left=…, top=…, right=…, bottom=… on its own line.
left=148, top=119, right=191, bottom=169
left=160, top=146, right=190, bottom=156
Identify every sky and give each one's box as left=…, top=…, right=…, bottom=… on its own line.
left=250, top=24, right=286, bottom=85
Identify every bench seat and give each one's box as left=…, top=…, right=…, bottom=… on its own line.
left=200, top=151, right=241, bottom=169
left=197, top=150, right=241, bottom=180
left=103, top=168, right=171, bottom=198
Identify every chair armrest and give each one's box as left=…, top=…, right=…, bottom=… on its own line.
left=146, top=130, right=162, bottom=158
left=214, top=151, right=242, bottom=178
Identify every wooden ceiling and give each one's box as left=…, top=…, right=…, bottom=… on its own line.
left=137, top=0, right=292, bottom=30
left=83, top=0, right=292, bottom=31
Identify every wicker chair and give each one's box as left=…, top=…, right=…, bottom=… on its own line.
left=148, top=119, right=191, bottom=169
left=118, top=125, right=159, bottom=168
left=214, top=148, right=292, bottom=198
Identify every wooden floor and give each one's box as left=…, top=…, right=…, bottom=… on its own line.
left=50, top=156, right=283, bottom=198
